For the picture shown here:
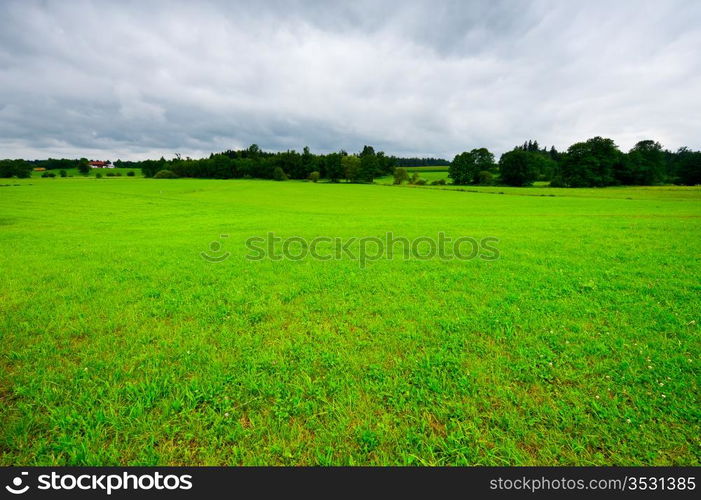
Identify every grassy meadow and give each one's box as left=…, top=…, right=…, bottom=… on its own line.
left=0, top=175, right=699, bottom=465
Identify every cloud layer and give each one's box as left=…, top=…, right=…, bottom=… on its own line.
left=1, top=0, right=700, bottom=160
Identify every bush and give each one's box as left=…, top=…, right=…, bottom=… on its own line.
left=430, top=178, right=446, bottom=185
left=413, top=178, right=427, bottom=185
left=478, top=170, right=493, bottom=185
left=153, top=169, right=178, bottom=179
left=41, top=171, right=56, bottom=178
left=549, top=176, right=566, bottom=187
left=272, top=167, right=288, bottom=181
left=308, top=171, right=320, bottom=182
left=59, top=169, right=67, bottom=178
left=116, top=172, right=122, bottom=176
left=126, top=171, right=135, bottom=177
left=393, top=167, right=409, bottom=184
left=410, top=172, right=420, bottom=184
left=106, top=172, right=116, bottom=177
left=95, top=172, right=103, bottom=179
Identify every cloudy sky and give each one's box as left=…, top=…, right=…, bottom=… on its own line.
left=1, top=0, right=699, bottom=160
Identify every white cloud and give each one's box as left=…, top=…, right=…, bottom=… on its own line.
left=0, top=0, right=699, bottom=160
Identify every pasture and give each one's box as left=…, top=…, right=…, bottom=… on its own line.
left=0, top=176, right=699, bottom=465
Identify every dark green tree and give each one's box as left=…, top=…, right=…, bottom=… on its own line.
left=450, top=149, right=495, bottom=185
left=625, top=140, right=665, bottom=185
left=673, top=147, right=701, bottom=185
left=559, top=137, right=622, bottom=187
left=0, top=159, right=31, bottom=178
left=77, top=158, right=91, bottom=175
left=499, top=149, right=537, bottom=186
left=342, top=155, right=361, bottom=182
left=449, top=151, right=474, bottom=185
left=358, top=153, right=378, bottom=183
left=393, top=167, right=409, bottom=184
left=325, top=153, right=344, bottom=182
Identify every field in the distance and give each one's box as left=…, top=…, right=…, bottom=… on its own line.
left=0, top=177, right=699, bottom=465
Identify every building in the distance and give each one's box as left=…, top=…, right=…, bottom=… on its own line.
left=88, top=161, right=113, bottom=168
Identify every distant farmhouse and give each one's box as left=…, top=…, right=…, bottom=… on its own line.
left=89, top=161, right=113, bottom=168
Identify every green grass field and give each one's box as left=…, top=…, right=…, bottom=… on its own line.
left=1, top=176, right=699, bottom=465
left=377, top=166, right=450, bottom=184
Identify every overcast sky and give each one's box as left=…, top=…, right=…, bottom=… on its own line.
left=1, top=0, right=700, bottom=160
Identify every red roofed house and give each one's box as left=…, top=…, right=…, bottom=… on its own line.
left=89, top=161, right=113, bottom=168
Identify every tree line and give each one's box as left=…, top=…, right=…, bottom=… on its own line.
left=118, top=145, right=399, bottom=183
left=449, top=138, right=701, bottom=187
left=1, top=137, right=699, bottom=186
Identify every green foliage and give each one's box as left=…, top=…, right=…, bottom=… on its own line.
left=77, top=158, right=91, bottom=175
left=393, top=167, right=409, bottom=184
left=478, top=170, right=494, bottom=185
left=153, top=169, right=178, bottom=179
left=498, top=150, right=537, bottom=186
left=127, top=171, right=135, bottom=177
left=673, top=148, right=701, bottom=185
left=272, top=166, right=288, bottom=181
left=95, top=172, right=103, bottom=179
left=0, top=159, right=32, bottom=178
left=449, top=152, right=472, bottom=185
left=392, top=157, right=450, bottom=167
left=308, top=171, right=320, bottom=182
left=59, top=169, right=67, bottom=177
left=41, top=171, right=56, bottom=178
left=450, top=148, right=496, bottom=185
left=430, top=178, right=446, bottom=185
left=358, top=154, right=378, bottom=183
left=3, top=140, right=698, bottom=188
left=624, top=140, right=665, bottom=185
left=342, top=155, right=361, bottom=182
left=321, top=153, right=341, bottom=183
left=558, top=137, right=622, bottom=187
left=549, top=175, right=566, bottom=188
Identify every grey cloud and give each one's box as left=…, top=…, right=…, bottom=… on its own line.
left=0, top=0, right=700, bottom=160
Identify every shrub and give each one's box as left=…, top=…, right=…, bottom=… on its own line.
left=106, top=172, right=116, bottom=177
left=59, top=169, right=67, bottom=177
left=410, top=172, right=420, bottom=184
left=153, top=169, right=178, bottom=179
left=116, top=172, right=122, bottom=176
left=414, top=178, right=427, bottom=185
left=393, top=167, right=409, bottom=184
left=308, top=171, right=320, bottom=182
left=272, top=167, right=288, bottom=181
left=478, top=170, right=493, bottom=185
left=126, top=171, right=135, bottom=177
left=41, top=171, right=56, bottom=178
left=549, top=176, right=566, bottom=187
left=95, top=172, right=103, bottom=179
left=430, top=178, right=446, bottom=185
